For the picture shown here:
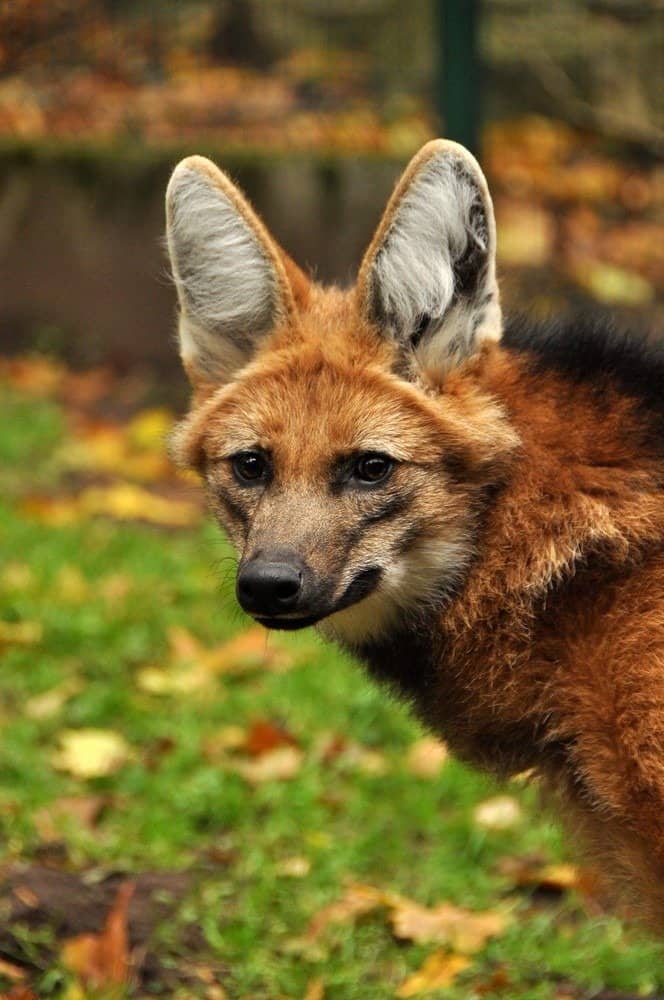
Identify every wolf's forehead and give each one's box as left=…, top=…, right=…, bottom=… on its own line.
left=215, top=361, right=440, bottom=460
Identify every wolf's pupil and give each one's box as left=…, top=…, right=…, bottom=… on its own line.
left=355, top=454, right=392, bottom=484
left=233, top=451, right=265, bottom=483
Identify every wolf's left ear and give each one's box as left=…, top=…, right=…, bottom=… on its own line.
left=166, top=156, right=303, bottom=386
left=357, top=140, right=501, bottom=379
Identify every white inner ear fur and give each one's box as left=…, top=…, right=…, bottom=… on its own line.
left=166, top=160, right=283, bottom=381
left=368, top=149, right=501, bottom=377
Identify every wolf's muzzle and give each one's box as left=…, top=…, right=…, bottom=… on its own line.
left=237, top=553, right=382, bottom=630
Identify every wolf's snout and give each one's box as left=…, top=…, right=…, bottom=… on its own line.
left=237, top=557, right=304, bottom=617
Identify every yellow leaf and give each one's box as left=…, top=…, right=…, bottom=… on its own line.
left=390, top=900, right=509, bottom=952
left=0, top=620, right=42, bottom=646
left=227, top=746, right=303, bottom=785
left=276, top=856, right=311, bottom=878
left=79, top=483, right=200, bottom=526
left=396, top=952, right=471, bottom=997
left=473, top=795, right=522, bottom=830
left=25, top=678, right=82, bottom=720
left=55, top=565, right=89, bottom=604
left=53, top=729, right=130, bottom=778
left=126, top=407, right=173, bottom=450
left=406, top=737, right=448, bottom=778
left=575, top=262, right=654, bottom=306
left=136, top=663, right=216, bottom=695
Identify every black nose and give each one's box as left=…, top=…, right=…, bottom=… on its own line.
left=236, top=558, right=304, bottom=617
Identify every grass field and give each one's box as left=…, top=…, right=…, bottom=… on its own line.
left=0, top=362, right=662, bottom=999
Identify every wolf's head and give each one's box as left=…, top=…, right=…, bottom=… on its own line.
left=166, top=142, right=518, bottom=645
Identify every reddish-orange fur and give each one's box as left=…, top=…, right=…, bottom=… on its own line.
left=166, top=144, right=664, bottom=932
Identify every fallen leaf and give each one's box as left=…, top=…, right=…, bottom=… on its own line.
left=3, top=987, right=39, bottom=1000
left=396, top=952, right=471, bottom=997
left=62, top=881, right=134, bottom=989
left=276, top=856, right=311, bottom=878
left=406, top=737, right=448, bottom=778
left=126, top=407, right=173, bottom=451
left=52, top=729, right=130, bottom=778
left=574, top=261, right=654, bottom=306
left=306, top=884, right=392, bottom=940
left=136, top=663, right=216, bottom=695
left=202, top=725, right=248, bottom=759
left=496, top=201, right=554, bottom=267
left=0, top=957, right=27, bottom=982
left=79, top=483, right=200, bottom=526
left=245, top=719, right=299, bottom=756
left=0, top=620, right=42, bottom=647
left=390, top=900, right=509, bottom=952
left=473, top=795, right=523, bottom=831
left=54, top=565, right=89, bottom=603
left=498, top=855, right=580, bottom=894
left=0, top=563, right=35, bottom=591
left=304, top=976, right=325, bottom=1000
left=228, top=746, right=303, bottom=785
left=33, top=794, right=107, bottom=842
left=25, top=678, right=82, bottom=720
left=0, top=355, right=64, bottom=394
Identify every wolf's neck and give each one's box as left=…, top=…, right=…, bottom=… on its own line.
left=459, top=344, right=662, bottom=631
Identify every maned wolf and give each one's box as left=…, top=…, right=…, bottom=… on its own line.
left=165, top=141, right=664, bottom=931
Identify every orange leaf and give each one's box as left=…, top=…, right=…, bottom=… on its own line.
left=245, top=719, right=299, bottom=756
left=62, top=881, right=134, bottom=988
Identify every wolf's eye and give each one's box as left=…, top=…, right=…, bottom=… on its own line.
left=232, top=451, right=268, bottom=484
left=353, top=453, right=394, bottom=485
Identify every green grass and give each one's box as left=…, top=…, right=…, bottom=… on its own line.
left=1, top=382, right=662, bottom=999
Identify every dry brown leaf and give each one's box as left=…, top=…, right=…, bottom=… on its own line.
left=396, top=952, right=471, bottom=997
left=227, top=746, right=303, bottom=785
left=473, top=795, right=523, bottom=831
left=33, top=794, right=106, bottom=842
left=52, top=729, right=130, bottom=778
left=390, top=900, right=509, bottom=952
left=62, top=881, right=134, bottom=989
left=0, top=620, right=42, bottom=647
left=406, top=737, right=448, bottom=778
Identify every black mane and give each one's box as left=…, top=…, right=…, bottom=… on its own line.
left=503, top=314, right=664, bottom=419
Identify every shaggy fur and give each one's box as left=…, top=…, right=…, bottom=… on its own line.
left=165, top=141, right=664, bottom=933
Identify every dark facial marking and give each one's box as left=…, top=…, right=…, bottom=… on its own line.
left=214, top=484, right=250, bottom=528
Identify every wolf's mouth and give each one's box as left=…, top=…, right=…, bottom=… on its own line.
left=253, top=566, right=382, bottom=631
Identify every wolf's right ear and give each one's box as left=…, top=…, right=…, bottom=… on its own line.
left=166, top=156, right=301, bottom=386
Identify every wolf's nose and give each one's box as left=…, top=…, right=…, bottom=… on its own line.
left=237, top=559, right=303, bottom=616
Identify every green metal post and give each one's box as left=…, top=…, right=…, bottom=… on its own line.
left=435, top=0, right=481, bottom=156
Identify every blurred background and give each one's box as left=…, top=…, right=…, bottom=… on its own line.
left=0, top=0, right=662, bottom=383
left=1, top=4, right=664, bottom=999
